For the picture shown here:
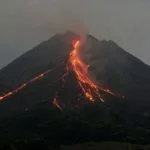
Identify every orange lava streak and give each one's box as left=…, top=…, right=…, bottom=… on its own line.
left=0, top=69, right=51, bottom=101
left=52, top=98, right=63, bottom=111
left=69, top=40, right=104, bottom=102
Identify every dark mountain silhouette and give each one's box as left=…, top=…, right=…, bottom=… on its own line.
left=0, top=32, right=150, bottom=147
left=1, top=32, right=150, bottom=100
left=0, top=31, right=150, bottom=116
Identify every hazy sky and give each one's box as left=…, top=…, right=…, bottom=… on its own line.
left=0, top=0, right=150, bottom=68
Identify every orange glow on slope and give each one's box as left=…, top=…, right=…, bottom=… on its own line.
left=69, top=40, right=103, bottom=102
left=0, top=69, right=52, bottom=101
left=69, top=40, right=118, bottom=102
left=52, top=98, right=63, bottom=111
left=0, top=38, right=122, bottom=111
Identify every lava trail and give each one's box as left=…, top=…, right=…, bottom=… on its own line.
left=69, top=40, right=105, bottom=102
left=70, top=40, right=122, bottom=102
left=52, top=39, right=119, bottom=109
left=0, top=64, right=61, bottom=102
left=0, top=37, right=121, bottom=111
left=52, top=97, right=63, bottom=111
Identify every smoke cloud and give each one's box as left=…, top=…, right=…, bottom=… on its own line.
left=0, top=0, right=150, bottom=68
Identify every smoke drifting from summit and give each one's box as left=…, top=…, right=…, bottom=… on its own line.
left=0, top=0, right=150, bottom=68
left=56, top=0, right=88, bottom=44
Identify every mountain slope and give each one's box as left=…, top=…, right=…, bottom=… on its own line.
left=0, top=32, right=150, bottom=145
left=0, top=32, right=150, bottom=118
left=84, top=36, right=150, bottom=101
left=0, top=32, right=77, bottom=93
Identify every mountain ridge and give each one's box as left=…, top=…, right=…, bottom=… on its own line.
left=0, top=32, right=150, bottom=118
left=0, top=32, right=150, bottom=146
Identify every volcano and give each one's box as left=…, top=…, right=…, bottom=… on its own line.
left=0, top=32, right=122, bottom=117
left=0, top=32, right=150, bottom=145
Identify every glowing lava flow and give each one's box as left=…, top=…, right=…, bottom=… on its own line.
left=0, top=38, right=121, bottom=112
left=51, top=39, right=120, bottom=109
left=0, top=69, right=52, bottom=101
left=69, top=40, right=104, bottom=102
left=69, top=40, right=118, bottom=102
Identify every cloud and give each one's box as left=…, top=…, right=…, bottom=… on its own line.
left=0, top=0, right=150, bottom=68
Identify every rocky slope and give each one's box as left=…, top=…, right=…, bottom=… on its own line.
left=0, top=32, right=150, bottom=146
